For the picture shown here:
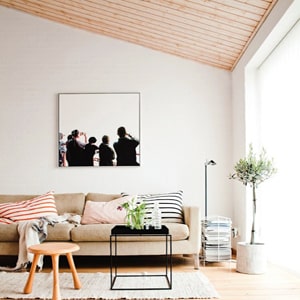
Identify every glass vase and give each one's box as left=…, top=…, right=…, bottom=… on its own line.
left=126, top=213, right=144, bottom=230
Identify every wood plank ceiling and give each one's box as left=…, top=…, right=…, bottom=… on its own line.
left=0, top=0, right=278, bottom=70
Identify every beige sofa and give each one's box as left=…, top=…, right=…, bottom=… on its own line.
left=0, top=193, right=201, bottom=269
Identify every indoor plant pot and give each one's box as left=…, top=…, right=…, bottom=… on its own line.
left=236, top=242, right=267, bottom=274
left=230, top=144, right=276, bottom=274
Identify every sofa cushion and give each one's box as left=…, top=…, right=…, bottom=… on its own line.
left=0, top=192, right=58, bottom=222
left=85, top=193, right=122, bottom=202
left=0, top=223, right=74, bottom=242
left=54, top=193, right=86, bottom=215
left=81, top=196, right=129, bottom=224
left=0, top=223, right=19, bottom=241
left=71, top=223, right=189, bottom=242
left=71, top=224, right=115, bottom=242
left=46, top=223, right=74, bottom=241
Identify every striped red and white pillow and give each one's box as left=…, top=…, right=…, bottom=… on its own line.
left=0, top=217, right=14, bottom=224
left=0, top=191, right=58, bottom=222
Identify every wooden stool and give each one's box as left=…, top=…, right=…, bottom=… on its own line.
left=23, top=242, right=81, bottom=300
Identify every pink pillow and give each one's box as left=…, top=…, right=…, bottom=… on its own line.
left=81, top=196, right=132, bottom=224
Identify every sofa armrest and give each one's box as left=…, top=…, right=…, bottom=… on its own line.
left=183, top=206, right=201, bottom=269
left=183, top=206, right=201, bottom=253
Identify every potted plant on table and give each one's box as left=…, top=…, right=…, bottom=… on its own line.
left=230, top=144, right=276, bottom=274
left=118, top=197, right=146, bottom=230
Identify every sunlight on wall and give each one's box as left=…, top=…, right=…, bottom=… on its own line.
left=257, top=19, right=300, bottom=273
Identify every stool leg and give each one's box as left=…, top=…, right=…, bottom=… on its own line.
left=23, top=253, right=40, bottom=294
left=51, top=254, right=61, bottom=300
left=66, top=252, right=81, bottom=289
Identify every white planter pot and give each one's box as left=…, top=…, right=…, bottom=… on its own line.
left=236, top=242, right=267, bottom=274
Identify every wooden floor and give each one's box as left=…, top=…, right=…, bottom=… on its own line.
left=200, top=261, right=300, bottom=300
left=2, top=255, right=300, bottom=299
left=49, top=255, right=300, bottom=300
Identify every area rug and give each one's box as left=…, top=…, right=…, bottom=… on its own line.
left=0, top=271, right=219, bottom=299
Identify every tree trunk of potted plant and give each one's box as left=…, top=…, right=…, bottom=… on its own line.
left=251, top=184, right=256, bottom=245
left=237, top=185, right=267, bottom=274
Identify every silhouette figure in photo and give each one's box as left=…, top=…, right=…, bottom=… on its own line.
left=99, top=135, right=115, bottom=166
left=84, top=136, right=99, bottom=166
left=113, top=126, right=139, bottom=166
left=66, top=129, right=87, bottom=166
left=59, top=132, right=67, bottom=167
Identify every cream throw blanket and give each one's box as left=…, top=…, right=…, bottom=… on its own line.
left=0, top=213, right=81, bottom=272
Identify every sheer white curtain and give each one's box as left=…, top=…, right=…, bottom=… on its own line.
left=257, top=20, right=300, bottom=273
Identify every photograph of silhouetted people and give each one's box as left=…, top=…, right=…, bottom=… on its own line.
left=59, top=132, right=67, bottom=167
left=99, top=135, right=115, bottom=166
left=84, top=136, right=98, bottom=166
left=66, top=129, right=87, bottom=166
left=113, top=126, right=140, bottom=166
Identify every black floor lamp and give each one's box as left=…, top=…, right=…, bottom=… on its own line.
left=204, top=159, right=216, bottom=218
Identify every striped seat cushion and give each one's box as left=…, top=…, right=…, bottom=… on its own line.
left=137, top=191, right=184, bottom=224
left=0, top=191, right=58, bottom=222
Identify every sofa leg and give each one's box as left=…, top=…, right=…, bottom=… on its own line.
left=193, top=254, right=200, bottom=269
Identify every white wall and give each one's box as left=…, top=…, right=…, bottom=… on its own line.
left=0, top=6, right=232, bottom=218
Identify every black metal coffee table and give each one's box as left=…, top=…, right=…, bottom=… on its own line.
left=110, top=225, right=172, bottom=290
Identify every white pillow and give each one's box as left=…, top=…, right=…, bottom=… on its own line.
left=137, top=191, right=184, bottom=223
left=121, top=191, right=184, bottom=223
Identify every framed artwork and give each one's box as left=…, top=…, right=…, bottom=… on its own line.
left=58, top=92, right=140, bottom=167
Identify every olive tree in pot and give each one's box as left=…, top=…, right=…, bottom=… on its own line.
left=230, top=144, right=276, bottom=274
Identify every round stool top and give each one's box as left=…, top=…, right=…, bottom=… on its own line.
left=28, top=242, right=80, bottom=255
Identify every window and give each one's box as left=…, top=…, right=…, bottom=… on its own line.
left=255, top=20, right=300, bottom=273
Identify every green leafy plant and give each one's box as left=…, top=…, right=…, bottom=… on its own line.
left=230, top=144, right=276, bottom=244
left=117, top=197, right=146, bottom=230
